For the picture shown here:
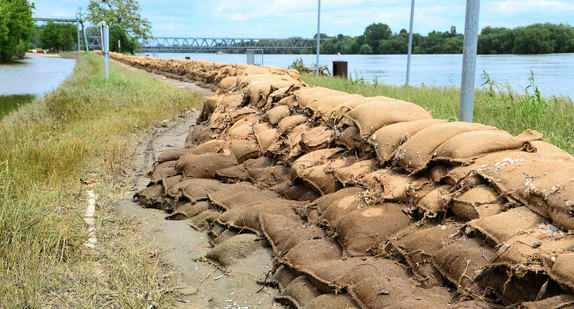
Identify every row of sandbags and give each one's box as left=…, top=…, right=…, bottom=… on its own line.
left=125, top=53, right=574, bottom=308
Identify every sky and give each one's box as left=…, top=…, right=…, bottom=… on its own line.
left=33, top=0, right=574, bottom=38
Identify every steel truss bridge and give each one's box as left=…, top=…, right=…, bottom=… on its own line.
left=139, top=37, right=320, bottom=53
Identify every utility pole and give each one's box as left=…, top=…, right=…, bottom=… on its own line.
left=406, top=0, right=415, bottom=88
left=316, top=0, right=321, bottom=76
left=101, top=21, right=110, bottom=80
left=459, top=0, right=481, bottom=122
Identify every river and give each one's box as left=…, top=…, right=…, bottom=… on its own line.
left=0, top=55, right=76, bottom=119
left=146, top=52, right=574, bottom=99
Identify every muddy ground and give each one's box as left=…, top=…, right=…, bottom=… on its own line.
left=113, top=62, right=284, bottom=308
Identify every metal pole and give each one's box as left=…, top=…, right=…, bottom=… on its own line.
left=406, top=0, right=415, bottom=88
left=459, top=0, right=481, bottom=123
left=316, top=0, right=321, bottom=76
left=101, top=21, right=110, bottom=80
left=77, top=9, right=81, bottom=76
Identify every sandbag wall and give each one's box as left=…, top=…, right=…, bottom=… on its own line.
left=121, top=53, right=574, bottom=309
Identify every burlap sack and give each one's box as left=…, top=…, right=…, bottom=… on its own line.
left=413, top=184, right=453, bottom=218
left=277, top=114, right=309, bottom=136
left=319, top=195, right=362, bottom=229
left=344, top=99, right=433, bottom=139
left=265, top=105, right=291, bottom=126
left=468, top=206, right=547, bottom=246
left=135, top=184, right=167, bottom=210
left=208, top=182, right=279, bottom=211
left=271, top=180, right=322, bottom=202
left=151, top=161, right=178, bottom=183
left=548, top=252, right=574, bottom=293
left=176, top=153, right=238, bottom=179
left=267, top=265, right=297, bottom=292
left=519, top=294, right=574, bottom=309
left=189, top=209, right=221, bottom=231
left=165, top=201, right=210, bottom=220
left=214, top=164, right=248, bottom=182
left=285, top=124, right=310, bottom=160
left=336, top=126, right=363, bottom=150
left=217, top=199, right=303, bottom=234
left=254, top=127, right=277, bottom=154
left=332, top=159, right=377, bottom=186
left=218, top=76, right=241, bottom=93
left=161, top=175, right=183, bottom=197
left=356, top=168, right=402, bottom=193
left=300, top=187, right=364, bottom=223
left=326, top=100, right=368, bottom=127
left=290, top=148, right=346, bottom=195
left=307, top=95, right=363, bottom=120
left=259, top=213, right=325, bottom=256
left=181, top=179, right=230, bottom=202
left=227, top=115, right=259, bottom=139
left=204, top=233, right=265, bottom=267
left=191, top=139, right=230, bottom=155
left=246, top=163, right=290, bottom=188
left=368, top=119, right=449, bottom=164
left=244, top=75, right=299, bottom=108
left=336, top=203, right=413, bottom=257
left=294, top=87, right=348, bottom=109
left=304, top=294, right=359, bottom=309
left=432, top=236, right=495, bottom=295
left=433, top=129, right=543, bottom=164
left=275, top=276, right=322, bottom=309
left=156, top=148, right=194, bottom=164
left=395, top=122, right=496, bottom=173
left=451, top=185, right=505, bottom=220
left=185, top=124, right=204, bottom=147
left=384, top=223, right=459, bottom=287
left=300, top=126, right=335, bottom=153
left=279, top=238, right=342, bottom=279
left=229, top=139, right=259, bottom=163
left=380, top=173, right=432, bottom=202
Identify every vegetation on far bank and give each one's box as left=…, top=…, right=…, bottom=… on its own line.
left=301, top=73, right=574, bottom=155
left=0, top=52, right=201, bottom=307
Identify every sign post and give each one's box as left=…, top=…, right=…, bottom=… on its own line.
left=459, top=0, right=481, bottom=122
left=100, top=21, right=110, bottom=80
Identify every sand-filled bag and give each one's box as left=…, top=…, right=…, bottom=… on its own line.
left=156, top=148, right=194, bottom=164
left=451, top=185, right=505, bottom=220
left=412, top=184, right=453, bottom=219
left=468, top=206, right=548, bottom=246
left=189, top=209, right=221, bottom=231
left=432, top=129, right=543, bottom=164
left=176, top=152, right=238, bottom=179
left=284, top=123, right=310, bottom=160
left=150, top=161, right=178, bottom=183
left=135, top=184, right=167, bottom=210
left=294, top=87, right=348, bottom=110
left=190, top=139, right=230, bottom=155
left=217, top=199, right=303, bottom=234
left=259, top=213, right=325, bottom=257
left=384, top=223, right=459, bottom=287
left=299, top=126, right=336, bottom=153
left=267, top=265, right=297, bottom=292
left=336, top=126, right=363, bottom=151
left=275, top=276, right=322, bottom=309
left=395, top=122, right=496, bottom=173
left=246, top=163, right=290, bottom=188
left=302, top=186, right=365, bottom=223
left=277, top=114, right=309, bottom=136
left=265, top=105, right=291, bottom=126
left=227, top=115, right=259, bottom=139
left=304, top=294, right=359, bottom=309
left=214, top=164, right=248, bottom=182
left=519, top=294, right=574, bottom=309
left=369, top=119, right=449, bottom=164
left=161, top=175, right=183, bottom=196
left=307, top=95, right=364, bottom=120
left=548, top=252, right=574, bottom=293
left=336, top=203, right=413, bottom=257
left=344, top=99, right=433, bottom=139
left=279, top=238, right=342, bottom=278
left=244, top=75, right=302, bottom=108
left=332, top=159, right=377, bottom=186
left=432, top=236, right=495, bottom=295
left=290, top=148, right=346, bottom=195
left=180, top=178, right=230, bottom=202
left=254, top=127, right=277, bottom=154
left=229, top=139, right=259, bottom=163
left=165, top=201, right=211, bottom=220
left=207, top=182, right=279, bottom=211
left=204, top=233, right=265, bottom=267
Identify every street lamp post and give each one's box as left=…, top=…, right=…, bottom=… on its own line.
left=406, top=0, right=415, bottom=88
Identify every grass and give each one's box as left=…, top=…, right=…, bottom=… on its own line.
left=302, top=72, right=574, bottom=155
left=0, top=52, right=202, bottom=307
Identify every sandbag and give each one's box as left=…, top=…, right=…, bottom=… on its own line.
left=299, top=126, right=335, bottom=153
left=254, top=127, right=277, bottom=153
left=208, top=182, right=279, bottom=211
left=156, top=148, right=194, bottom=164
left=227, top=115, right=259, bottom=139
left=290, top=148, right=346, bottom=195
left=336, top=203, right=413, bottom=257
left=161, top=175, right=183, bottom=196
left=414, top=184, right=453, bottom=219
left=451, top=185, right=505, bottom=220
left=191, top=139, right=229, bottom=155
left=246, top=163, right=290, bottom=187
left=368, top=119, right=449, bottom=164
left=304, top=294, right=359, bottom=309
left=135, top=184, right=168, bottom=210
left=181, top=178, right=230, bottom=202
left=266, top=105, right=291, bottom=125
left=259, top=213, right=325, bottom=257
left=189, top=209, right=221, bottom=231
left=275, top=276, right=321, bottom=309
left=229, top=139, right=259, bottom=163
left=204, top=233, right=265, bottom=267
left=272, top=181, right=322, bottom=202
left=344, top=99, right=433, bottom=139
left=277, top=114, right=309, bottom=136
left=294, top=87, right=348, bottom=109
left=150, top=161, right=178, bottom=183
left=336, top=126, right=363, bottom=150
left=395, top=122, right=496, bottom=173
left=548, top=252, right=574, bottom=293
left=468, top=206, right=547, bottom=246
left=176, top=152, right=238, bottom=178
left=165, top=201, right=210, bottom=220
left=214, top=164, right=248, bottom=182
left=332, top=159, right=377, bottom=186
left=519, top=294, right=574, bottom=309
left=217, top=199, right=303, bottom=234
left=280, top=238, right=342, bottom=278
left=433, top=129, right=543, bottom=164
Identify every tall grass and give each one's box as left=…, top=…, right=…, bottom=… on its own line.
left=302, top=73, right=574, bottom=154
left=0, top=52, right=201, bottom=307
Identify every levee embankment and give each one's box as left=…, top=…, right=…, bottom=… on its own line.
left=111, top=52, right=574, bottom=308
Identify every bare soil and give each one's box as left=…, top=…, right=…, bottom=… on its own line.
left=112, top=64, right=284, bottom=309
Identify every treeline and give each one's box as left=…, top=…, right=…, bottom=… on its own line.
left=309, top=22, right=574, bottom=55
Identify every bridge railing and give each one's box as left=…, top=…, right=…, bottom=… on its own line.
left=139, top=37, right=325, bottom=52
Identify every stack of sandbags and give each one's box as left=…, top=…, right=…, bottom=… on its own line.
left=126, top=55, right=574, bottom=308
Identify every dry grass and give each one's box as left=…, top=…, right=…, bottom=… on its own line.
left=0, top=52, right=202, bottom=307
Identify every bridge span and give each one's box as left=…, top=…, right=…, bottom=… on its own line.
left=139, top=37, right=320, bottom=53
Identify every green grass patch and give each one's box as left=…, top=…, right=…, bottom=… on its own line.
left=302, top=74, right=574, bottom=154
left=0, top=52, right=201, bottom=307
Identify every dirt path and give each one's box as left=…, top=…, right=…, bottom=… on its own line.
left=112, top=65, right=283, bottom=308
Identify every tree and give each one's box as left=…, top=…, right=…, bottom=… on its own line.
left=0, top=0, right=35, bottom=61
left=358, top=43, right=373, bottom=54
left=513, top=24, right=554, bottom=54
left=109, top=25, right=138, bottom=54
left=363, top=23, right=392, bottom=53
left=38, top=21, right=77, bottom=51
left=86, top=0, right=152, bottom=43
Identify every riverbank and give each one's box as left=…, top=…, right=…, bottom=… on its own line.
left=302, top=75, right=574, bottom=155
left=0, top=52, right=202, bottom=307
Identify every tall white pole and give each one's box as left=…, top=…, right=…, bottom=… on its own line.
left=459, top=0, right=481, bottom=122
left=316, top=0, right=321, bottom=76
left=77, top=8, right=81, bottom=76
left=101, top=21, right=110, bottom=81
left=406, top=0, right=415, bottom=88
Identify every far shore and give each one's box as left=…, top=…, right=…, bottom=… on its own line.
left=25, top=52, right=61, bottom=58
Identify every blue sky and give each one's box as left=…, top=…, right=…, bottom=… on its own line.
left=33, top=0, right=574, bottom=38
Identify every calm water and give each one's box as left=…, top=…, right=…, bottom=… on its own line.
left=146, top=52, right=574, bottom=98
left=0, top=56, right=76, bottom=118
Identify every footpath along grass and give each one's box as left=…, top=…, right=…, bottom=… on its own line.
left=0, top=52, right=201, bottom=307
left=302, top=74, right=574, bottom=155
